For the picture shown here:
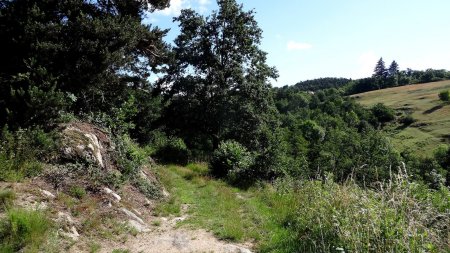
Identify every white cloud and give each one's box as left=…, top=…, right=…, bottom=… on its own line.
left=155, top=0, right=186, bottom=16
left=286, top=41, right=312, bottom=51
left=153, top=0, right=210, bottom=16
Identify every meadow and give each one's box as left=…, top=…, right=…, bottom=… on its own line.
left=353, top=80, right=450, bottom=156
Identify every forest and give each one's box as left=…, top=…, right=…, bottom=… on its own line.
left=0, top=0, right=449, bottom=252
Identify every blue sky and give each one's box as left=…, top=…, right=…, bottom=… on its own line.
left=146, top=0, right=450, bottom=86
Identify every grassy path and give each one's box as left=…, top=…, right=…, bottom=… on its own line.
left=154, top=164, right=291, bottom=252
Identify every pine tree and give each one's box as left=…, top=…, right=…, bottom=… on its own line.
left=373, top=57, right=387, bottom=79
left=0, top=0, right=170, bottom=128
left=388, top=61, right=399, bottom=77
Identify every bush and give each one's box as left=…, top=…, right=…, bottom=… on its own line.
left=371, top=103, right=395, bottom=123
left=154, top=137, right=189, bottom=165
left=400, top=114, right=416, bottom=126
left=438, top=90, right=450, bottom=102
left=0, top=127, right=58, bottom=181
left=209, top=140, right=254, bottom=183
left=0, top=209, right=52, bottom=252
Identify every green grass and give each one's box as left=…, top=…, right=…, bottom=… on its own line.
left=352, top=80, right=450, bottom=156
left=0, top=189, right=15, bottom=210
left=156, top=164, right=450, bottom=252
left=0, top=208, right=53, bottom=253
left=155, top=164, right=283, bottom=242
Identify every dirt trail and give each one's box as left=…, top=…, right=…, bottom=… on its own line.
left=97, top=213, right=253, bottom=253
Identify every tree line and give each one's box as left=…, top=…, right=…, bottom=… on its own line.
left=1, top=0, right=449, bottom=188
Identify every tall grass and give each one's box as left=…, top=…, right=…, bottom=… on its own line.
left=157, top=164, right=449, bottom=253
left=258, top=173, right=449, bottom=253
left=0, top=209, right=52, bottom=252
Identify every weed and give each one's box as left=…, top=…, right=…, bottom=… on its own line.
left=0, top=208, right=52, bottom=253
left=151, top=220, right=161, bottom=226
left=0, top=189, right=15, bottom=210
left=69, top=185, right=86, bottom=199
left=88, top=241, right=101, bottom=253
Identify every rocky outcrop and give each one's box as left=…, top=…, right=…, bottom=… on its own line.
left=60, top=122, right=113, bottom=170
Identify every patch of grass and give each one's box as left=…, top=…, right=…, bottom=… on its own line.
left=151, top=220, right=161, bottom=226
left=353, top=80, right=450, bottom=156
left=68, top=185, right=86, bottom=199
left=0, top=189, right=15, bottom=210
left=155, top=165, right=282, bottom=242
left=87, top=241, right=101, bottom=253
left=0, top=208, right=52, bottom=253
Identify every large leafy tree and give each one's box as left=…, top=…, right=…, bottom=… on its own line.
left=0, top=0, right=170, bottom=128
left=164, top=0, right=278, bottom=151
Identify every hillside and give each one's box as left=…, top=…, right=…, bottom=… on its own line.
left=352, top=80, right=450, bottom=156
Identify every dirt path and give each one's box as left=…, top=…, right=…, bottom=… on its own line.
left=97, top=214, right=253, bottom=253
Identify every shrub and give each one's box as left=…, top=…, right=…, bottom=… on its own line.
left=209, top=140, right=254, bottom=183
left=0, top=127, right=57, bottom=181
left=153, top=137, right=189, bottom=165
left=438, top=90, right=450, bottom=102
left=0, top=209, right=52, bottom=252
left=371, top=103, right=395, bottom=123
left=400, top=114, right=416, bottom=126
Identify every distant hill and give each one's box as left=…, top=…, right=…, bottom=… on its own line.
left=352, top=80, right=450, bottom=156
left=293, top=77, right=351, bottom=91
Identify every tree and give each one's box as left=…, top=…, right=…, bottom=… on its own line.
left=386, top=60, right=399, bottom=87
left=164, top=0, right=279, bottom=155
left=373, top=58, right=387, bottom=89
left=0, top=0, right=170, bottom=128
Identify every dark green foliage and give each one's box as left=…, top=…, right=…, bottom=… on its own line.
left=293, top=77, right=351, bottom=91
left=438, top=90, right=450, bottom=102
left=163, top=0, right=280, bottom=169
left=154, top=138, right=189, bottom=165
left=371, top=103, right=395, bottom=124
left=210, top=140, right=254, bottom=183
left=400, top=114, right=416, bottom=126
left=0, top=0, right=170, bottom=129
left=273, top=88, right=401, bottom=184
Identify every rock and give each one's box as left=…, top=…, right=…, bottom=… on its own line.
left=162, top=189, right=170, bottom=198
left=128, top=219, right=150, bottom=233
left=103, top=187, right=121, bottom=202
left=62, top=226, right=80, bottom=241
left=58, top=211, right=74, bottom=224
left=121, top=208, right=145, bottom=225
left=40, top=189, right=56, bottom=199
left=60, top=122, right=112, bottom=170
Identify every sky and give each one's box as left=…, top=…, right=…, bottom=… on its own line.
left=146, top=0, right=450, bottom=87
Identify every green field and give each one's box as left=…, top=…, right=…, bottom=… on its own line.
left=352, top=80, right=450, bottom=156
